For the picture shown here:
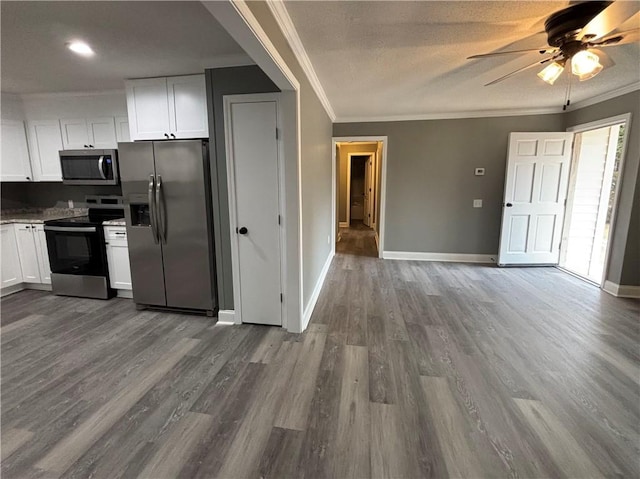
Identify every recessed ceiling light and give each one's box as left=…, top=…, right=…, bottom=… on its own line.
left=67, top=41, right=94, bottom=57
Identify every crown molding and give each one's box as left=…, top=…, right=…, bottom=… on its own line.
left=335, top=106, right=566, bottom=123
left=568, top=81, right=640, bottom=111
left=19, top=89, right=126, bottom=100
left=266, top=0, right=336, bottom=122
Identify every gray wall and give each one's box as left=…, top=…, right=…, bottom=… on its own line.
left=335, top=114, right=566, bottom=256
left=1, top=182, right=122, bottom=210
left=247, top=2, right=334, bottom=309
left=205, top=65, right=279, bottom=310
left=565, top=90, right=640, bottom=286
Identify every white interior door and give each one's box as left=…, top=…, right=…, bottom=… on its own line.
left=363, top=155, right=372, bottom=227
left=225, top=94, right=282, bottom=326
left=498, top=132, right=573, bottom=265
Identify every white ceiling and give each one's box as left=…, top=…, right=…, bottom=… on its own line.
left=1, top=1, right=252, bottom=94
left=284, top=1, right=640, bottom=120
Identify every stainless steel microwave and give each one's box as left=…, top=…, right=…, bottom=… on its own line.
left=59, top=149, right=119, bottom=185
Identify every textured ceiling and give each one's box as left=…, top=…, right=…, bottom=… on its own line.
left=284, top=1, right=640, bottom=119
left=1, top=1, right=251, bottom=94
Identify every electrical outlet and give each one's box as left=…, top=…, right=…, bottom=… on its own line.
left=473, top=199, right=483, bottom=208
left=68, top=200, right=74, bottom=209
left=475, top=168, right=485, bottom=176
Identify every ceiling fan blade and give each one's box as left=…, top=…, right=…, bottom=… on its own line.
left=577, top=1, right=640, bottom=41
left=484, top=56, right=560, bottom=86
left=468, top=47, right=556, bottom=59
left=591, top=28, right=640, bottom=46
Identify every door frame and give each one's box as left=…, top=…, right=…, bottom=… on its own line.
left=563, top=112, right=632, bottom=288
left=346, top=151, right=375, bottom=226
left=332, top=136, right=388, bottom=258
left=223, top=92, right=287, bottom=328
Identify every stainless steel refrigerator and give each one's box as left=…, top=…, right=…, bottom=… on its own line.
left=118, top=140, right=217, bottom=315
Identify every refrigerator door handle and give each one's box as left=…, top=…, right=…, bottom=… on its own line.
left=148, top=174, right=159, bottom=244
left=156, top=174, right=165, bottom=243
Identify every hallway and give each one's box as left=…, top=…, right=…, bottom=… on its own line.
left=336, top=221, right=377, bottom=257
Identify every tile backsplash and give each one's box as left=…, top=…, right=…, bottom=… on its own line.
left=1, top=182, right=122, bottom=210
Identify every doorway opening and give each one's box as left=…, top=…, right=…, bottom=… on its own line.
left=333, top=139, right=386, bottom=258
left=560, top=114, right=630, bottom=285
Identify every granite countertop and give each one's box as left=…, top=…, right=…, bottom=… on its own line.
left=0, top=207, right=88, bottom=225
left=102, top=218, right=126, bottom=226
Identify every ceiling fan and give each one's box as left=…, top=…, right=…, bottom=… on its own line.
left=468, top=1, right=639, bottom=88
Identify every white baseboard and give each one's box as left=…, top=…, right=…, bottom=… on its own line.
left=382, top=251, right=496, bottom=264
left=603, top=281, right=640, bottom=299
left=23, top=283, right=52, bottom=291
left=116, top=290, right=133, bottom=299
left=339, top=221, right=349, bottom=228
left=1, top=283, right=53, bottom=298
left=302, top=251, right=334, bottom=332
left=217, top=309, right=237, bottom=324
left=1, top=284, right=25, bottom=298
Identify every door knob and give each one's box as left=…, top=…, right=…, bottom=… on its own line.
left=505, top=203, right=513, bottom=207
left=237, top=226, right=248, bottom=235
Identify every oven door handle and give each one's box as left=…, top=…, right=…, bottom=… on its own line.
left=98, top=156, right=107, bottom=180
left=148, top=174, right=159, bottom=244
left=44, top=226, right=97, bottom=233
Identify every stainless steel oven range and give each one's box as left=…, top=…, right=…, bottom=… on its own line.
left=44, top=197, right=124, bottom=299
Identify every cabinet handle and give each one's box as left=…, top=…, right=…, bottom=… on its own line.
left=164, top=133, right=169, bottom=139
left=170, top=133, right=176, bottom=139
left=84, top=144, right=88, bottom=148
left=89, top=144, right=94, bottom=148
left=26, top=176, right=30, bottom=180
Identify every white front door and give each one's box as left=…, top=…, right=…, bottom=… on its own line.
left=363, top=156, right=372, bottom=227
left=498, top=132, right=573, bottom=266
left=225, top=94, right=282, bottom=326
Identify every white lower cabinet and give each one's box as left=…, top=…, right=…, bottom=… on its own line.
left=104, top=226, right=132, bottom=290
left=1, top=225, right=23, bottom=288
left=15, top=224, right=41, bottom=283
left=34, top=225, right=51, bottom=284
left=1, top=223, right=52, bottom=294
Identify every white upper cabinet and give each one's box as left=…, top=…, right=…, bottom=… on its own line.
left=115, top=116, right=130, bottom=143
left=87, top=117, right=117, bottom=148
left=167, top=75, right=209, bottom=139
left=125, top=75, right=208, bottom=141
left=125, top=77, right=171, bottom=140
left=60, top=118, right=90, bottom=149
left=60, top=117, right=117, bottom=149
left=27, top=120, right=63, bottom=181
left=1, top=119, right=33, bottom=182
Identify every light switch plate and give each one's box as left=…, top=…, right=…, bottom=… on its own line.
left=473, top=199, right=483, bottom=208
left=475, top=168, right=485, bottom=176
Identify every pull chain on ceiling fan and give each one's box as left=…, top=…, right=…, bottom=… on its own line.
left=467, top=0, right=639, bottom=96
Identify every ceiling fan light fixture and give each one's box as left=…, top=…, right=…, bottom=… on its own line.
left=571, top=50, right=602, bottom=77
left=576, top=61, right=604, bottom=81
left=537, top=61, right=565, bottom=85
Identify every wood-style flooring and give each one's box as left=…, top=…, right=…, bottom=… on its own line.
left=2, top=238, right=639, bottom=477
left=337, top=220, right=378, bottom=257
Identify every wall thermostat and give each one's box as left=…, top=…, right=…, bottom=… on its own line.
left=475, top=167, right=485, bottom=176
